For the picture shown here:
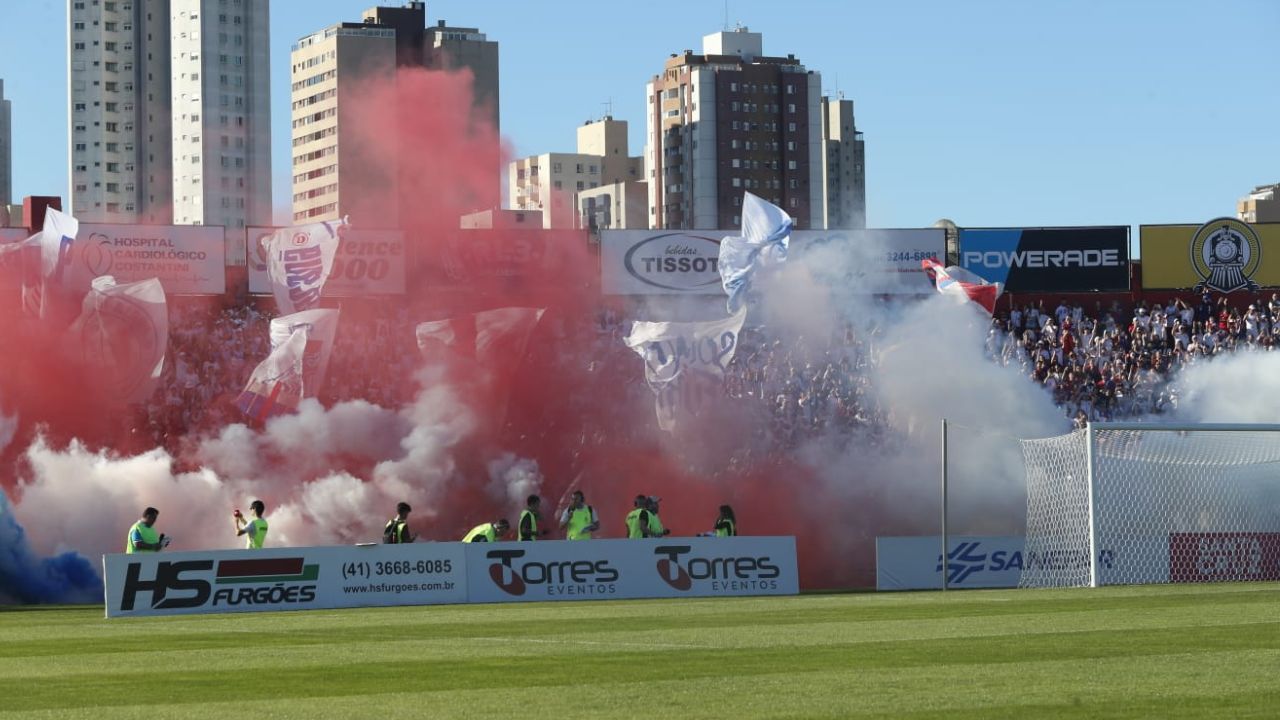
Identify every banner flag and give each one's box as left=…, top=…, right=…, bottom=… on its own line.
left=263, top=218, right=346, bottom=314
left=235, top=328, right=307, bottom=421
left=269, top=309, right=339, bottom=399
left=625, top=309, right=747, bottom=431
left=22, top=208, right=79, bottom=318
left=64, top=275, right=169, bottom=404
left=922, top=258, right=1001, bottom=315
left=718, top=192, right=792, bottom=313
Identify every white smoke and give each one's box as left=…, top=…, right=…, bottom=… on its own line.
left=1172, top=351, right=1280, bottom=424
left=486, top=453, right=542, bottom=508
left=0, top=412, right=16, bottom=455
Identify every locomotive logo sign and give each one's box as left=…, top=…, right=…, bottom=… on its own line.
left=1190, top=217, right=1261, bottom=293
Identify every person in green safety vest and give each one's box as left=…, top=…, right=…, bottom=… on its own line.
left=125, top=507, right=169, bottom=553
left=713, top=505, right=737, bottom=537
left=559, top=490, right=599, bottom=540
left=234, top=500, right=269, bottom=549
left=463, top=518, right=510, bottom=542
left=625, top=495, right=653, bottom=539
left=518, top=495, right=548, bottom=541
left=645, top=496, right=671, bottom=538
left=384, top=502, right=417, bottom=544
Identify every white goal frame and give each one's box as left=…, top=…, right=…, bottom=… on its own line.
left=1026, top=421, right=1280, bottom=588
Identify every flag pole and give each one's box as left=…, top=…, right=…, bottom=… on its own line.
left=941, top=417, right=949, bottom=592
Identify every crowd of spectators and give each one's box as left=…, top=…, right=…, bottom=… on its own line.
left=134, top=291, right=1278, bottom=458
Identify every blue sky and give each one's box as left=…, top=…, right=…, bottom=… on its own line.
left=2, top=0, right=1277, bottom=231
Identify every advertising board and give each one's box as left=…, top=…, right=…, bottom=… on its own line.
left=72, top=224, right=226, bottom=294
left=958, top=226, right=1130, bottom=293
left=1141, top=218, right=1280, bottom=292
left=248, top=226, right=405, bottom=295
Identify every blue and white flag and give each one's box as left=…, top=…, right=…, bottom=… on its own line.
left=20, top=209, right=79, bottom=318
left=268, top=308, right=340, bottom=398
left=236, top=328, right=308, bottom=422
left=625, top=309, right=747, bottom=431
left=718, top=192, right=792, bottom=313
left=264, top=217, right=347, bottom=315
left=64, top=275, right=168, bottom=404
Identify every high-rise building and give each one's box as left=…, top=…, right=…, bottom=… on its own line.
left=645, top=28, right=824, bottom=230
left=1238, top=184, right=1280, bottom=224
left=169, top=0, right=272, bottom=231
left=68, top=0, right=271, bottom=228
left=68, top=0, right=173, bottom=223
left=290, top=3, right=499, bottom=225
left=0, top=79, right=11, bottom=206
left=820, top=96, right=866, bottom=229
left=508, top=116, right=644, bottom=228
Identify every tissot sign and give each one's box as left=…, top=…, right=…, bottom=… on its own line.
left=958, top=226, right=1130, bottom=293
left=601, top=231, right=723, bottom=295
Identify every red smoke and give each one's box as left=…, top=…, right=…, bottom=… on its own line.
left=0, top=66, right=867, bottom=591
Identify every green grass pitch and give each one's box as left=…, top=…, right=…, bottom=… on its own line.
left=1, top=583, right=1277, bottom=719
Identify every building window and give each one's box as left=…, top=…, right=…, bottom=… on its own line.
left=788, top=123, right=796, bottom=132
left=788, top=103, right=796, bottom=113
left=787, top=160, right=797, bottom=170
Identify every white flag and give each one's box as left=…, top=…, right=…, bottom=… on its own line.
left=718, top=192, right=792, bottom=313
left=269, top=308, right=340, bottom=398
left=264, top=217, right=346, bottom=314
left=64, top=275, right=168, bottom=404
left=625, top=309, right=747, bottom=431
left=236, top=328, right=307, bottom=421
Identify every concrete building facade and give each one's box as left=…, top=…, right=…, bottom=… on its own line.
left=645, top=28, right=824, bottom=231
left=290, top=3, right=499, bottom=225
left=509, top=116, right=644, bottom=228
left=68, top=0, right=174, bottom=223
left=1238, top=184, right=1280, bottom=224
left=0, top=79, right=10, bottom=205
left=820, top=96, right=866, bottom=229
left=170, top=0, right=273, bottom=231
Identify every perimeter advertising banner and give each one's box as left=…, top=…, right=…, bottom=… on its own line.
left=958, top=226, right=1130, bottom=293
left=1140, top=218, right=1280, bottom=293
left=464, top=537, right=799, bottom=603
left=247, top=226, right=406, bottom=295
left=601, top=229, right=946, bottom=295
left=876, top=536, right=1128, bottom=590
left=1168, top=532, right=1280, bottom=583
left=104, top=543, right=467, bottom=618
left=72, top=224, right=226, bottom=294
left=0, top=228, right=29, bottom=243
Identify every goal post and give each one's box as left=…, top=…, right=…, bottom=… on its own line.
left=1020, top=422, right=1280, bottom=588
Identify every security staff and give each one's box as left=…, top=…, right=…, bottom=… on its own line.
left=463, top=518, right=510, bottom=542
left=234, top=500, right=269, bottom=549
left=625, top=495, right=653, bottom=539
left=518, top=495, right=548, bottom=541
left=559, top=490, right=599, bottom=540
left=713, top=505, right=737, bottom=537
left=646, top=496, right=671, bottom=537
left=126, top=507, right=168, bottom=553
left=383, top=502, right=416, bottom=544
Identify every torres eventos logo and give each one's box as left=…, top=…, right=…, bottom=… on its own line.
left=484, top=549, right=619, bottom=597
left=653, top=546, right=781, bottom=592
left=119, top=557, right=319, bottom=611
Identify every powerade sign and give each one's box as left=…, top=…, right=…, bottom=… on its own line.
left=876, top=536, right=1117, bottom=590
left=958, top=226, right=1130, bottom=293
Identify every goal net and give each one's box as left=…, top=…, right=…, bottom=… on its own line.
left=1020, top=423, right=1280, bottom=588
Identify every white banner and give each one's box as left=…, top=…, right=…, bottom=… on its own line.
left=790, top=229, right=945, bottom=295
left=601, top=231, right=724, bottom=295
left=270, top=308, right=339, bottom=399
left=248, top=226, right=404, bottom=296
left=70, top=224, right=225, bottom=294
left=464, top=537, right=798, bottom=604
left=261, top=219, right=345, bottom=314
left=625, top=310, right=746, bottom=431
left=235, top=328, right=307, bottom=421
left=875, top=535, right=1128, bottom=590
left=104, top=543, right=468, bottom=617
left=65, top=276, right=169, bottom=404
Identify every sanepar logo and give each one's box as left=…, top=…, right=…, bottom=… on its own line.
left=653, top=546, right=781, bottom=591
left=485, top=549, right=619, bottom=597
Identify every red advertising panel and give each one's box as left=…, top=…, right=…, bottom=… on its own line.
left=1168, top=532, right=1280, bottom=583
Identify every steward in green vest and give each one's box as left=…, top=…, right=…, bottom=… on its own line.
left=125, top=507, right=167, bottom=553
left=518, top=495, right=548, bottom=541
left=464, top=518, right=510, bottom=542
left=713, top=505, right=737, bottom=537
left=235, top=500, right=269, bottom=549
left=559, top=490, right=599, bottom=540
left=645, top=497, right=671, bottom=537
left=625, top=495, right=652, bottom=539
left=384, top=502, right=416, bottom=543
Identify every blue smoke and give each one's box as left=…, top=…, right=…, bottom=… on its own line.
left=0, top=492, right=101, bottom=604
